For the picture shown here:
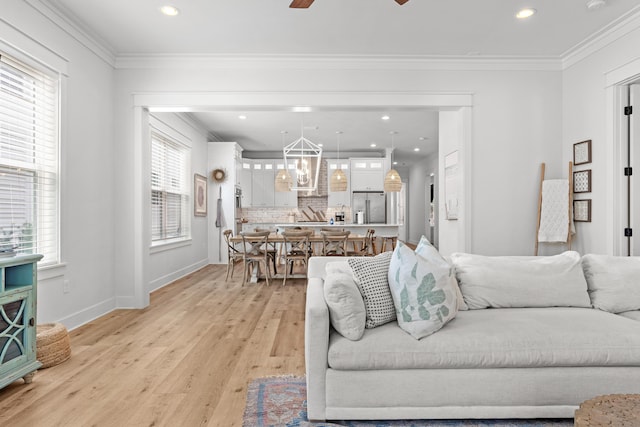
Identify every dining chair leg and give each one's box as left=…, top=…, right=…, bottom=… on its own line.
left=225, top=261, right=231, bottom=281
left=264, top=260, right=270, bottom=286
left=283, top=261, right=288, bottom=287
left=230, top=260, right=236, bottom=279
left=242, top=261, right=248, bottom=286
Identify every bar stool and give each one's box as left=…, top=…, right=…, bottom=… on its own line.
left=379, top=235, right=398, bottom=253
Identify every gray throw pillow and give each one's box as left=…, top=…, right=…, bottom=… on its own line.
left=348, top=252, right=394, bottom=328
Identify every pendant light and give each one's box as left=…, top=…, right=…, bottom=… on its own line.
left=384, top=131, right=402, bottom=192
left=283, top=120, right=323, bottom=191
left=275, top=131, right=293, bottom=192
left=330, top=131, right=348, bottom=192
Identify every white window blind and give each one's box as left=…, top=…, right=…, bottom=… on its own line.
left=151, top=129, right=190, bottom=243
left=0, top=53, right=59, bottom=265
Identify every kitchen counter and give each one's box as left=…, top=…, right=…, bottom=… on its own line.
left=275, top=223, right=400, bottom=238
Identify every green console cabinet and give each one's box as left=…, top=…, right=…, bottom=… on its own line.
left=0, top=254, right=43, bottom=389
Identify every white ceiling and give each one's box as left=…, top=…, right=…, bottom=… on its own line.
left=48, top=0, right=640, bottom=160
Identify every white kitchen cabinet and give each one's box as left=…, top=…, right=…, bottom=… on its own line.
left=327, top=159, right=350, bottom=207
left=349, top=158, right=384, bottom=191
left=238, top=160, right=253, bottom=208
left=274, top=161, right=297, bottom=207
left=251, top=160, right=275, bottom=207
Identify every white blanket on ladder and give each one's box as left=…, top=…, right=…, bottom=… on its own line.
left=538, top=179, right=574, bottom=243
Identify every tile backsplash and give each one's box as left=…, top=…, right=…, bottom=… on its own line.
left=241, top=203, right=352, bottom=224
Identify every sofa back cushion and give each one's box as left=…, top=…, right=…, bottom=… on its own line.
left=582, top=254, right=640, bottom=313
left=388, top=240, right=458, bottom=339
left=451, top=251, right=591, bottom=309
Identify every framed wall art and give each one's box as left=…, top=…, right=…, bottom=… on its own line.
left=194, top=173, right=207, bottom=216
left=573, top=199, right=591, bottom=222
left=573, top=140, right=592, bottom=165
left=573, top=169, right=592, bottom=193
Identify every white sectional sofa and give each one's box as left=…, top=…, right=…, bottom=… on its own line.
left=305, top=253, right=640, bottom=422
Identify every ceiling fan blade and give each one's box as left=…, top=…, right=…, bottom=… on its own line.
left=395, top=0, right=410, bottom=4
left=290, top=0, right=315, bottom=8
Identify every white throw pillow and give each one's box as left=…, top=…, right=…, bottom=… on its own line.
left=582, top=254, right=640, bottom=313
left=415, top=236, right=468, bottom=311
left=451, top=251, right=591, bottom=309
left=348, top=252, right=395, bottom=328
left=323, top=272, right=366, bottom=340
left=388, top=241, right=459, bottom=339
left=326, top=261, right=360, bottom=285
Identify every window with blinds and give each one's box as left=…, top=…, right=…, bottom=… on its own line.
left=151, top=129, right=190, bottom=244
left=0, top=53, right=59, bottom=265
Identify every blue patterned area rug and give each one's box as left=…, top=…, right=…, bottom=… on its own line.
left=242, top=376, right=573, bottom=427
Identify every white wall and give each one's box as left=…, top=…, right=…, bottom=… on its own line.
left=2, top=0, right=116, bottom=329
left=207, top=142, right=241, bottom=265
left=114, top=66, right=563, bottom=262
left=147, top=113, right=210, bottom=293
left=563, top=18, right=640, bottom=255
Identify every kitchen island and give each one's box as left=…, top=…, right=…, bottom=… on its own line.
left=275, top=222, right=399, bottom=238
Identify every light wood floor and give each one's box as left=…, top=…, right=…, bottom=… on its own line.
left=0, top=264, right=307, bottom=427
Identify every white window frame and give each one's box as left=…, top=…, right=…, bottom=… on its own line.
left=0, top=52, right=60, bottom=266
left=150, top=118, right=191, bottom=247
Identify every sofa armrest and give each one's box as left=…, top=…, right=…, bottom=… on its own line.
left=305, top=277, right=329, bottom=421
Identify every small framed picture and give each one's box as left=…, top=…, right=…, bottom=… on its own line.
left=573, top=140, right=592, bottom=165
left=194, top=173, right=207, bottom=217
left=573, top=199, right=591, bottom=222
left=573, top=169, right=592, bottom=193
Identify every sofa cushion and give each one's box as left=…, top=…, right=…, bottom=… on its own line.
left=348, top=252, right=395, bottom=328
left=388, top=241, right=458, bottom=339
left=582, top=254, right=640, bottom=313
left=324, top=272, right=366, bottom=341
left=618, top=310, right=640, bottom=321
left=451, top=251, right=590, bottom=309
left=416, top=236, right=468, bottom=311
left=328, top=307, right=640, bottom=370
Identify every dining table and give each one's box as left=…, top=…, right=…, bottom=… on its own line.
left=229, top=232, right=366, bottom=283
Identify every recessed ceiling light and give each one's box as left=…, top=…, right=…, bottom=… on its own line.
left=516, top=8, right=536, bottom=19
left=293, top=106, right=312, bottom=113
left=238, top=115, right=247, bottom=120
left=160, top=5, right=180, bottom=16
left=370, top=143, right=377, bottom=148
left=318, top=143, right=323, bottom=147
left=414, top=148, right=420, bottom=152
left=393, top=161, right=398, bottom=165
left=381, top=115, right=390, bottom=121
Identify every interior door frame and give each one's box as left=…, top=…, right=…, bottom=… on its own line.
left=128, top=91, right=473, bottom=308
left=606, top=59, right=640, bottom=255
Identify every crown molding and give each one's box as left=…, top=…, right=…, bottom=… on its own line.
left=25, top=0, right=116, bottom=67
left=115, top=53, right=562, bottom=72
left=562, top=5, right=640, bottom=70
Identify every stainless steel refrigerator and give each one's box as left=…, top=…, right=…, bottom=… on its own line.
left=352, top=191, right=386, bottom=224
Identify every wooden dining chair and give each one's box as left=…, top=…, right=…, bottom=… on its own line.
left=223, top=229, right=244, bottom=281
left=254, top=228, right=278, bottom=274
left=347, top=228, right=376, bottom=257
left=320, top=230, right=350, bottom=256
left=240, top=231, right=272, bottom=286
left=281, top=230, right=313, bottom=286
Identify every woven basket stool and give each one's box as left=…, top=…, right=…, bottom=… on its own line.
left=574, top=394, right=640, bottom=426
left=36, top=323, right=71, bottom=369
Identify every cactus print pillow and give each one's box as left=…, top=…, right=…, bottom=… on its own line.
left=388, top=241, right=459, bottom=339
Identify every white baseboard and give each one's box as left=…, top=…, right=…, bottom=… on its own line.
left=59, top=297, right=117, bottom=332
left=147, top=258, right=209, bottom=293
